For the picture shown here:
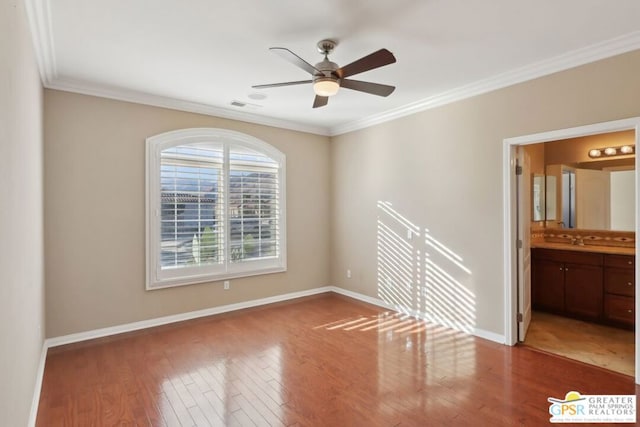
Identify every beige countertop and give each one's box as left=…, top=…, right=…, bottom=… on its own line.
left=531, top=241, right=635, bottom=256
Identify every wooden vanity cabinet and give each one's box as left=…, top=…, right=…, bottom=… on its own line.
left=565, top=263, right=605, bottom=320
left=532, top=248, right=636, bottom=329
left=603, top=254, right=635, bottom=328
left=532, top=257, right=565, bottom=313
left=532, top=248, right=603, bottom=321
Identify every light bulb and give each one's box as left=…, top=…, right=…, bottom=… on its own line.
left=604, top=147, right=617, bottom=156
left=313, top=78, right=339, bottom=97
left=620, top=145, right=634, bottom=154
left=588, top=149, right=601, bottom=158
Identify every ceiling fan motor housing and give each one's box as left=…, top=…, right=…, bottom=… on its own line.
left=313, top=59, right=339, bottom=83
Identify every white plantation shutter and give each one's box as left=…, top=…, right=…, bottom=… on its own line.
left=229, top=147, right=280, bottom=263
left=160, top=144, right=224, bottom=269
left=146, top=129, right=286, bottom=289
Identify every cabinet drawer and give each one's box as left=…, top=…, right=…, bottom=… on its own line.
left=604, top=254, right=635, bottom=269
left=532, top=248, right=603, bottom=265
left=604, top=294, right=635, bottom=326
left=604, top=268, right=635, bottom=296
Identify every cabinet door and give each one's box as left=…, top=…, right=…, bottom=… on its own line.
left=604, top=267, right=635, bottom=297
left=532, top=258, right=565, bottom=312
left=564, top=263, right=603, bottom=320
left=604, top=294, right=635, bottom=327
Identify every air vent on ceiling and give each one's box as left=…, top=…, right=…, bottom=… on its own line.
left=230, top=100, right=263, bottom=110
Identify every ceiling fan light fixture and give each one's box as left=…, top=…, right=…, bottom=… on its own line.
left=313, top=78, right=339, bottom=97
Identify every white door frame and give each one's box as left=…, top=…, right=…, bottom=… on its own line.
left=502, top=117, right=640, bottom=384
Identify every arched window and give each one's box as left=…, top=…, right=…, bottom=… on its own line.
left=146, top=128, right=286, bottom=289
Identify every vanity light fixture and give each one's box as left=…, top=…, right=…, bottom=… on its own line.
left=621, top=145, right=634, bottom=154
left=588, top=144, right=635, bottom=158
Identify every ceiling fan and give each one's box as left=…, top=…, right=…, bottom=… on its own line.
left=252, top=39, right=397, bottom=108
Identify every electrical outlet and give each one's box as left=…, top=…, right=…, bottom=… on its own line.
left=223, top=281, right=230, bottom=290
left=347, top=269, right=352, bottom=279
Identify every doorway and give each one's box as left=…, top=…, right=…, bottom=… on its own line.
left=503, top=117, right=640, bottom=383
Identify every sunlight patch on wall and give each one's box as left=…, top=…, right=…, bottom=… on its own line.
left=377, top=201, right=476, bottom=334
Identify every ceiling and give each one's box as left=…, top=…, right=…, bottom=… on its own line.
left=29, top=0, right=640, bottom=135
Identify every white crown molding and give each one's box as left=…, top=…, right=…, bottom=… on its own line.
left=47, top=77, right=331, bottom=136
left=22, top=0, right=328, bottom=135
left=24, top=0, right=56, bottom=85
left=24, top=1, right=640, bottom=138
left=330, top=30, right=640, bottom=136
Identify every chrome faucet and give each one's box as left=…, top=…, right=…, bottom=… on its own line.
left=571, top=237, right=584, bottom=246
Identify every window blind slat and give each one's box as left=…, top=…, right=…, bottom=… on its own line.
left=159, top=144, right=280, bottom=269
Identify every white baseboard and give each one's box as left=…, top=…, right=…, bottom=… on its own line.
left=46, top=286, right=332, bottom=348
left=46, top=285, right=505, bottom=348
left=32, top=284, right=504, bottom=426
left=330, top=286, right=505, bottom=344
left=28, top=341, right=48, bottom=427
left=471, top=327, right=506, bottom=344
left=330, top=286, right=396, bottom=310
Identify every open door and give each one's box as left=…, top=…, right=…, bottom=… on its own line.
left=517, top=147, right=532, bottom=341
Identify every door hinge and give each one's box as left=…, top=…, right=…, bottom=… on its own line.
left=515, top=165, right=523, bottom=175
left=517, top=313, right=523, bottom=322
left=517, top=239, right=523, bottom=249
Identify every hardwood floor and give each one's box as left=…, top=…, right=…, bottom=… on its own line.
left=37, top=293, right=639, bottom=426
left=523, top=310, right=635, bottom=376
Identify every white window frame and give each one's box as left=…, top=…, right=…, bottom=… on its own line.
left=146, top=128, right=286, bottom=290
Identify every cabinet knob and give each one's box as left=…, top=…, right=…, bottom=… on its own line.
left=628, top=309, right=633, bottom=313
left=628, top=261, right=633, bottom=265
left=559, top=267, right=563, bottom=271
left=628, top=282, right=633, bottom=286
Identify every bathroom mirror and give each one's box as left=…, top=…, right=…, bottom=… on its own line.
left=532, top=174, right=545, bottom=221
left=545, top=164, right=635, bottom=231
left=545, top=175, right=557, bottom=221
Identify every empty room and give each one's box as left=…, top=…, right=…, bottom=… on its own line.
left=3, top=0, right=640, bottom=425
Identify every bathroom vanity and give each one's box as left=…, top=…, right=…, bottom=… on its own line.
left=532, top=243, right=635, bottom=329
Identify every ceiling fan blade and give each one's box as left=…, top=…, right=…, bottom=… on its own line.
left=313, top=95, right=328, bottom=108
left=337, top=48, right=396, bottom=78
left=340, top=79, right=395, bottom=97
left=252, top=80, right=312, bottom=89
left=270, top=47, right=322, bottom=76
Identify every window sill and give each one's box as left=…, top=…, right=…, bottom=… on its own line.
left=146, top=265, right=287, bottom=291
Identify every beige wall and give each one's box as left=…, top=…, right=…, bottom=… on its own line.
left=0, top=0, right=45, bottom=425
left=524, top=143, right=545, bottom=175
left=42, top=48, right=640, bottom=341
left=330, top=50, right=640, bottom=337
left=44, top=90, right=331, bottom=337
